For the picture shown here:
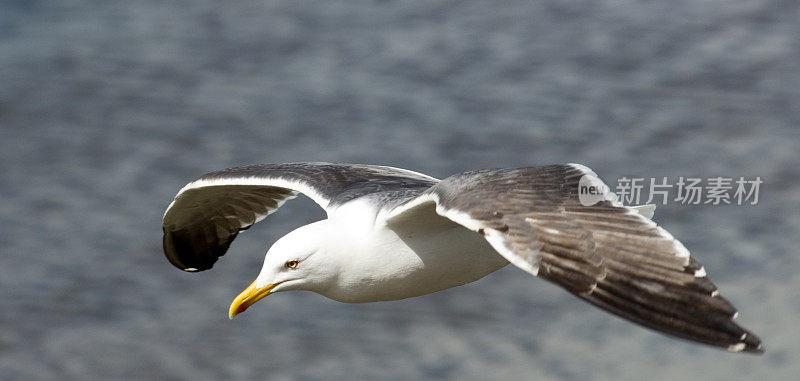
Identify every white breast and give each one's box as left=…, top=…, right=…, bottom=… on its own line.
left=321, top=204, right=509, bottom=303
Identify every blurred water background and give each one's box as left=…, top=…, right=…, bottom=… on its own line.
left=1, top=1, right=799, bottom=379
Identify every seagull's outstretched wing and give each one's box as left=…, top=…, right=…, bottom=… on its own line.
left=163, top=162, right=437, bottom=272
left=385, top=164, right=763, bottom=353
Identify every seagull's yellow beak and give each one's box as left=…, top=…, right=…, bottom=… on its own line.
left=228, top=280, right=278, bottom=319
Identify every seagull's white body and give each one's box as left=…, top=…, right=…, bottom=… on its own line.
left=289, top=200, right=508, bottom=303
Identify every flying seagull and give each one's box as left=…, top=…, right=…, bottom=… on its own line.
left=162, top=162, right=763, bottom=353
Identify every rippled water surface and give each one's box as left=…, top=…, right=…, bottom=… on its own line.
left=2, top=1, right=799, bottom=380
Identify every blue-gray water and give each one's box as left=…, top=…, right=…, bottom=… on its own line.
left=1, top=1, right=798, bottom=379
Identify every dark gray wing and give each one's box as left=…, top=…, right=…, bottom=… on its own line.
left=385, top=164, right=763, bottom=353
left=163, top=162, right=437, bottom=272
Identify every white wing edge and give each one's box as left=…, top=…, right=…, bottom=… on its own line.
left=164, top=176, right=331, bottom=219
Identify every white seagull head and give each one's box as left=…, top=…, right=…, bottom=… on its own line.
left=228, top=220, right=338, bottom=318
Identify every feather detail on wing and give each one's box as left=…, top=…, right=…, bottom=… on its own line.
left=385, top=164, right=763, bottom=353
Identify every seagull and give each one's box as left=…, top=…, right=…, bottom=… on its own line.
left=162, top=162, right=763, bottom=353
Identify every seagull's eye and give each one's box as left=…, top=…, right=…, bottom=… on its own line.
left=285, top=260, right=299, bottom=269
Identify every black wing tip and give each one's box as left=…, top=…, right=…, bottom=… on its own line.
left=731, top=330, right=765, bottom=354
left=162, top=226, right=224, bottom=272
left=578, top=277, right=767, bottom=355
